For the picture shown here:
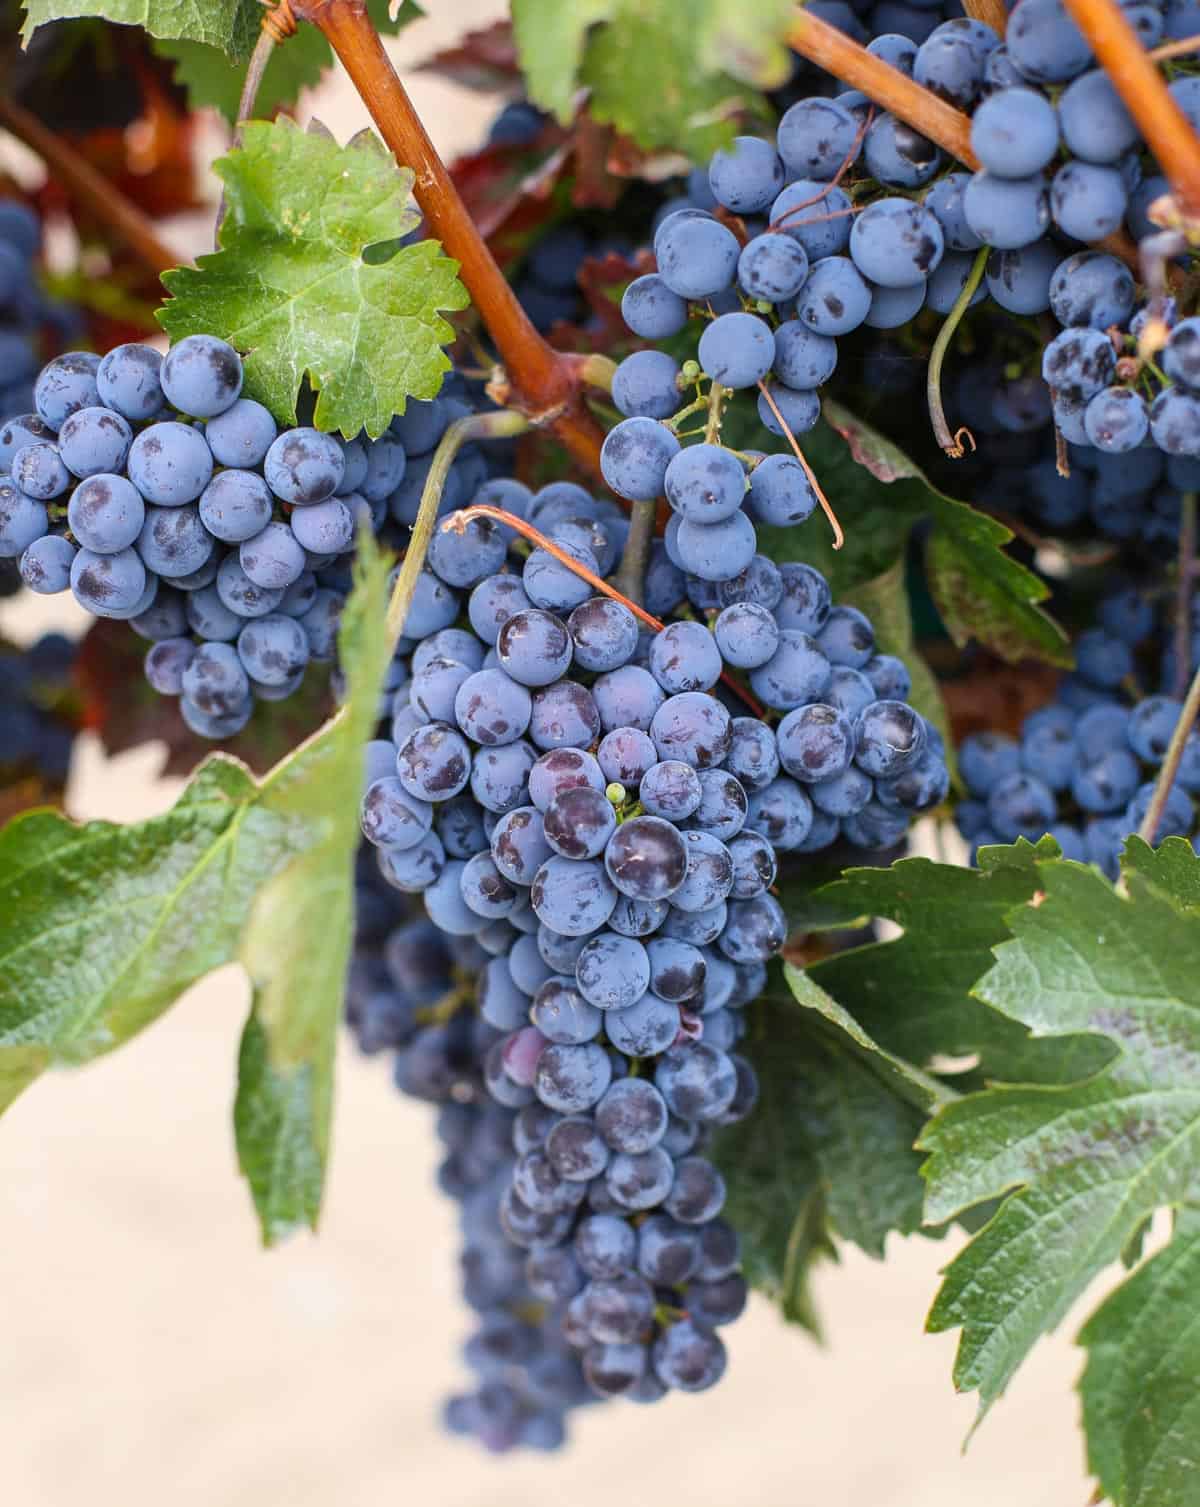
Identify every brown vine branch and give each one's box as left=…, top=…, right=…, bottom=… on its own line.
left=786, top=9, right=979, bottom=167
left=295, top=0, right=606, bottom=479
left=1063, top=0, right=1200, bottom=215
left=961, top=0, right=1008, bottom=34
left=0, top=95, right=179, bottom=279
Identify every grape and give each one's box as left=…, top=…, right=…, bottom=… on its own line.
left=600, top=417, right=681, bottom=503
left=1050, top=161, right=1127, bottom=240
left=57, top=406, right=132, bottom=478
left=264, top=427, right=345, bottom=505
left=70, top=545, right=145, bottom=615
left=719, top=894, right=787, bottom=962
left=531, top=856, right=618, bottom=936
left=11, top=442, right=69, bottom=499
left=984, top=240, right=1060, bottom=315
left=67, top=473, right=144, bottom=553
left=529, top=680, right=601, bottom=751
left=727, top=830, right=776, bottom=898
left=1085, top=388, right=1149, bottom=452
left=653, top=213, right=740, bottom=299
left=970, top=88, right=1058, bottom=176
left=143, top=637, right=196, bottom=696
left=794, top=256, right=871, bottom=338
left=535, top=1042, right=613, bottom=1115
left=202, top=397, right=278, bottom=468
left=127, top=422, right=214, bottom=505
left=1058, top=70, right=1138, bottom=163
left=671, top=830, right=734, bottom=913
left=736, top=236, right=810, bottom=304
left=1048, top=251, right=1134, bottom=330
left=469, top=740, right=537, bottom=814
left=239, top=521, right=306, bottom=589
left=605, top=815, right=687, bottom=901
left=196, top=468, right=273, bottom=543
left=698, top=311, right=779, bottom=395
left=864, top=115, right=942, bottom=190
left=289, top=497, right=355, bottom=555
left=523, top=541, right=597, bottom=612
left=454, top=668, right=532, bottom=747
left=673, top=511, right=757, bottom=581
left=94, top=343, right=163, bottom=422
left=1150, top=389, right=1200, bottom=455
left=542, top=786, right=617, bottom=860
left=566, top=597, right=637, bottom=675
left=531, top=979, right=603, bottom=1046
left=770, top=180, right=854, bottom=261
left=612, top=351, right=682, bottom=419
left=923, top=173, right=984, bottom=252
left=1006, top=0, right=1091, bottom=83
left=773, top=321, right=838, bottom=391
left=180, top=692, right=252, bottom=740
left=180, top=640, right=250, bottom=719
left=755, top=382, right=821, bottom=438
left=160, top=334, right=243, bottom=418
left=19, top=532, right=75, bottom=593
left=597, top=728, right=657, bottom=787
left=1042, top=328, right=1116, bottom=404
left=495, top=608, right=573, bottom=687
left=138, top=504, right=213, bottom=579
left=708, top=136, right=786, bottom=213
left=573, top=933, right=651, bottom=1013
left=646, top=621, right=721, bottom=695
left=962, top=172, right=1050, bottom=250
left=726, top=718, right=780, bottom=792
left=621, top=275, right=688, bottom=340
left=850, top=197, right=945, bottom=286
left=34, top=352, right=101, bottom=428
left=689, top=770, right=748, bottom=841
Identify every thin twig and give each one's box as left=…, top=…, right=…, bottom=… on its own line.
left=0, top=95, right=178, bottom=277
left=961, top=0, right=1008, bottom=34
left=1148, top=31, right=1200, bottom=61
left=449, top=504, right=768, bottom=715
left=1136, top=660, right=1200, bottom=844
left=1064, top=0, right=1200, bottom=215
left=385, top=409, right=531, bottom=646
left=756, top=381, right=844, bottom=550
left=1174, top=493, right=1197, bottom=701
left=927, top=247, right=989, bottom=458
left=704, top=381, right=727, bottom=445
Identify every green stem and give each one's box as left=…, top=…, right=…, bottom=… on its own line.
left=613, top=497, right=658, bottom=608
left=704, top=380, right=727, bottom=444
left=926, top=246, right=989, bottom=458
left=577, top=353, right=618, bottom=394
left=664, top=395, right=710, bottom=431
left=1173, top=493, right=1197, bottom=701
left=1136, top=660, right=1200, bottom=845
left=385, top=409, right=531, bottom=647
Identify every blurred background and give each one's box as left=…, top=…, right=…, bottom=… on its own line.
left=0, top=3, right=1095, bottom=1502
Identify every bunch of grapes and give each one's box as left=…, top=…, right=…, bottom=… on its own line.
left=0, top=196, right=83, bottom=422
left=957, top=585, right=1200, bottom=873
left=0, top=334, right=420, bottom=737
left=0, top=631, right=77, bottom=785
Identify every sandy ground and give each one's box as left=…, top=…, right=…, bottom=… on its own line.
left=1, top=6, right=1099, bottom=1502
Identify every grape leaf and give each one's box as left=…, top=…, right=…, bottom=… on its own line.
left=153, top=1, right=424, bottom=123
left=510, top=0, right=792, bottom=159
left=22, top=0, right=259, bottom=56
left=921, top=846, right=1200, bottom=1421
left=805, top=840, right=1112, bottom=1085
left=1079, top=1210, right=1200, bottom=1507
left=159, top=119, right=468, bottom=439
left=821, top=399, right=1072, bottom=668
left=0, top=533, right=394, bottom=1242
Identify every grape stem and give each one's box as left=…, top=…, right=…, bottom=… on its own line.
left=384, top=408, right=532, bottom=647
left=1063, top=0, right=1200, bottom=216
left=0, top=96, right=179, bottom=278
left=704, top=381, right=727, bottom=444
left=756, top=382, right=845, bottom=550
left=294, top=0, right=609, bottom=479
left=1173, top=492, right=1197, bottom=701
left=1136, top=659, right=1200, bottom=844
left=447, top=503, right=768, bottom=715
left=927, top=246, right=989, bottom=459
left=613, top=499, right=659, bottom=609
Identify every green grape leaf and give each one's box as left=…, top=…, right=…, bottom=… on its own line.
left=22, top=0, right=259, bottom=56
left=1121, top=834, right=1200, bottom=915
left=510, top=0, right=792, bottom=159
left=233, top=533, right=391, bottom=1242
left=159, top=119, right=468, bottom=439
left=922, top=845, right=1200, bottom=1420
left=154, top=1, right=424, bottom=123
left=804, top=841, right=1113, bottom=1086
left=0, top=534, right=394, bottom=1241
left=821, top=400, right=1071, bottom=666
left=1079, top=1210, right=1200, bottom=1507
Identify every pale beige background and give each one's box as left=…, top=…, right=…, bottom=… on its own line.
left=1, top=6, right=1097, bottom=1502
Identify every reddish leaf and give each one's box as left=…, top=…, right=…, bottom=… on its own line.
left=416, top=20, right=521, bottom=91
left=544, top=247, right=653, bottom=353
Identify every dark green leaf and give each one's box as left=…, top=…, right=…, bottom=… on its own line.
left=1121, top=834, right=1200, bottom=915
left=922, top=846, right=1200, bottom=1419
left=23, top=0, right=259, bottom=57
left=1079, top=1211, right=1200, bottom=1507
left=159, top=119, right=468, bottom=438
left=805, top=841, right=1112, bottom=1084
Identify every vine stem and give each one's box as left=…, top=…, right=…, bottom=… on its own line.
left=294, top=0, right=607, bottom=478
left=613, top=499, right=658, bottom=608
left=704, top=381, right=726, bottom=444
left=1136, top=660, right=1200, bottom=844
left=1063, top=0, right=1200, bottom=215
left=1173, top=492, right=1197, bottom=701
left=0, top=96, right=179, bottom=278
left=756, top=382, right=845, bottom=549
left=448, top=504, right=767, bottom=716
left=927, top=246, right=989, bottom=458
left=961, top=0, right=1008, bottom=33
left=385, top=409, right=531, bottom=647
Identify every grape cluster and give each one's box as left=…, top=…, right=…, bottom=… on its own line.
left=0, top=334, right=421, bottom=737
left=957, top=586, right=1200, bottom=874
left=0, top=631, right=77, bottom=784
left=0, top=196, right=83, bottom=422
